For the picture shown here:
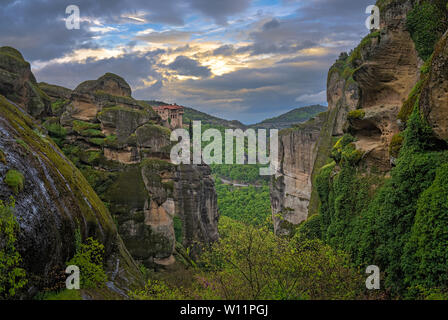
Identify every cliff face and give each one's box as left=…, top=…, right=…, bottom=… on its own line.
left=270, top=114, right=326, bottom=235
left=270, top=0, right=422, bottom=234
left=38, top=72, right=219, bottom=267
left=0, top=96, right=142, bottom=298
left=175, top=164, right=219, bottom=252
left=350, top=0, right=420, bottom=170
left=419, top=30, right=448, bottom=140
left=0, top=47, right=51, bottom=118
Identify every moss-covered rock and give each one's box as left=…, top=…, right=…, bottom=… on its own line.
left=4, top=169, right=25, bottom=194
left=0, top=94, right=143, bottom=296
left=75, top=73, right=132, bottom=97
left=347, top=109, right=365, bottom=120
left=0, top=46, right=51, bottom=118
left=389, top=134, right=404, bottom=158
left=98, top=106, right=157, bottom=142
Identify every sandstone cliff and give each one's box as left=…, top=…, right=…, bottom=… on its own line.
left=271, top=0, right=430, bottom=235
left=38, top=72, right=219, bottom=267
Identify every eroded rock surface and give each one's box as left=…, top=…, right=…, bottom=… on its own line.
left=39, top=72, right=219, bottom=267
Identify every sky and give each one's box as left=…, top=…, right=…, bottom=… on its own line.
left=0, top=0, right=373, bottom=124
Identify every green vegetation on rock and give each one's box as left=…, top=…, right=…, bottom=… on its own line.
left=0, top=198, right=27, bottom=299
left=406, top=1, right=447, bottom=61
left=347, top=109, right=365, bottom=120
left=4, top=169, right=25, bottom=194
left=67, top=237, right=107, bottom=289
left=389, top=134, right=404, bottom=158
left=311, top=103, right=448, bottom=296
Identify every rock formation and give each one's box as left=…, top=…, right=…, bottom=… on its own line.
left=0, top=95, right=142, bottom=299
left=0, top=47, right=51, bottom=118
left=270, top=0, right=428, bottom=235
left=419, top=30, right=448, bottom=140
left=38, top=72, right=219, bottom=267
left=0, top=45, right=219, bottom=299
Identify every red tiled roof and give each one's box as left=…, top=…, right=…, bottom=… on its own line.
left=153, top=105, right=183, bottom=110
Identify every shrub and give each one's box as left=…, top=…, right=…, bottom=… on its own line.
left=403, top=163, right=448, bottom=290
left=297, top=214, right=322, bottom=240
left=0, top=198, right=27, bottom=299
left=80, top=129, right=104, bottom=138
left=331, top=134, right=356, bottom=163
left=398, top=77, right=426, bottom=122
left=128, top=279, right=186, bottom=300
left=5, top=169, right=25, bottom=194
left=67, top=237, right=107, bottom=289
left=50, top=99, right=69, bottom=114
left=173, top=216, right=183, bottom=243
left=406, top=2, right=445, bottom=61
left=200, top=217, right=363, bottom=300
left=389, top=134, right=404, bottom=158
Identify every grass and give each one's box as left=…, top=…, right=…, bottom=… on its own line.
left=41, top=289, right=82, bottom=300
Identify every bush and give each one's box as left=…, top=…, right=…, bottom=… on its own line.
left=406, top=2, right=445, bottom=61
left=5, top=169, right=25, bottom=194
left=0, top=198, right=27, bottom=299
left=200, top=217, right=363, bottom=300
left=128, top=279, right=186, bottom=300
left=297, top=214, right=322, bottom=240
left=67, top=237, right=107, bottom=289
left=389, top=134, right=404, bottom=158
left=403, top=163, right=448, bottom=290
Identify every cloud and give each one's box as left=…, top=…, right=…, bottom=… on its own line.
left=262, top=18, right=280, bottom=30
left=33, top=50, right=164, bottom=90
left=189, top=0, right=252, bottom=25
left=166, top=55, right=212, bottom=78
left=212, top=45, right=236, bottom=57
left=135, top=30, right=193, bottom=44
left=2, top=0, right=376, bottom=124
left=295, top=90, right=327, bottom=104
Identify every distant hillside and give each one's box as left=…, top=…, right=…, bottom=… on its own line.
left=183, top=107, right=247, bottom=129
left=250, top=105, right=327, bottom=130
left=146, top=101, right=326, bottom=130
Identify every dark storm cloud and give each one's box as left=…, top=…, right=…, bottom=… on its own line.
left=293, top=0, right=373, bottom=23
left=233, top=0, right=373, bottom=57
left=212, top=44, right=236, bottom=57
left=166, top=56, right=212, bottom=78
left=34, top=50, right=165, bottom=90
left=189, top=0, right=253, bottom=25
left=262, top=18, right=280, bottom=31
left=0, top=1, right=95, bottom=61
left=0, top=0, right=252, bottom=61
left=138, top=60, right=330, bottom=123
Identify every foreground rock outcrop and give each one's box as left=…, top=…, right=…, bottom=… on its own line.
left=0, top=95, right=142, bottom=298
